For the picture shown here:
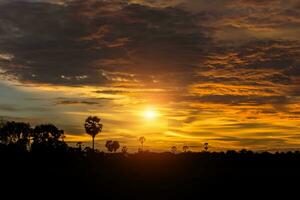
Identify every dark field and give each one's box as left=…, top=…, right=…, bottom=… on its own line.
left=2, top=150, right=300, bottom=198
left=0, top=119, right=297, bottom=198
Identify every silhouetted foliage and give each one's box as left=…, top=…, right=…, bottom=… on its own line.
left=138, top=147, right=143, bottom=153
left=171, top=146, right=177, bottom=154
left=0, top=121, right=68, bottom=153
left=76, top=142, right=83, bottom=151
left=105, top=140, right=120, bottom=152
left=1, top=123, right=300, bottom=198
left=0, top=118, right=5, bottom=128
left=183, top=145, right=189, bottom=153
left=84, top=116, right=102, bottom=151
left=31, top=124, right=67, bottom=153
left=0, top=121, right=31, bottom=143
left=138, top=136, right=145, bottom=151
left=1, top=120, right=300, bottom=198
left=0, top=121, right=31, bottom=152
left=240, top=149, right=254, bottom=156
left=204, top=142, right=209, bottom=152
left=226, top=150, right=237, bottom=156
left=122, top=146, right=128, bottom=154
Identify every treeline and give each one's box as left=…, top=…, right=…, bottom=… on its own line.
left=0, top=121, right=67, bottom=153
left=1, top=120, right=300, bottom=198
left=2, top=120, right=300, bottom=157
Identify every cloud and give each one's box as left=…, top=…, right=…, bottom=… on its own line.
left=56, top=100, right=100, bottom=105
left=0, top=104, right=18, bottom=112
left=212, top=136, right=288, bottom=149
left=1, top=0, right=300, bottom=151
left=0, top=0, right=211, bottom=87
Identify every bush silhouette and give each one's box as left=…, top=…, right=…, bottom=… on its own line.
left=105, top=140, right=120, bottom=152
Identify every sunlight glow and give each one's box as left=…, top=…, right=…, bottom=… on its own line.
left=144, top=109, right=157, bottom=120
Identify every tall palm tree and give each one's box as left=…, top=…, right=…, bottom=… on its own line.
left=138, top=136, right=145, bottom=151
left=84, top=116, right=102, bottom=151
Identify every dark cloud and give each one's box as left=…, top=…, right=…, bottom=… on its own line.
left=212, top=136, right=287, bottom=148
left=0, top=104, right=18, bottom=112
left=55, top=96, right=115, bottom=105
left=0, top=0, right=210, bottom=86
left=184, top=95, right=289, bottom=106
left=93, top=90, right=126, bottom=95
left=56, top=100, right=100, bottom=105
left=216, top=122, right=297, bottom=131
left=197, top=40, right=300, bottom=99
left=0, top=103, right=51, bottom=112
left=1, top=0, right=300, bottom=95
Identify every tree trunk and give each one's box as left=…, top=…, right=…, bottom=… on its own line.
left=92, top=136, right=95, bottom=151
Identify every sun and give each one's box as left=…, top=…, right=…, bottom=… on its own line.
left=144, top=109, right=157, bottom=120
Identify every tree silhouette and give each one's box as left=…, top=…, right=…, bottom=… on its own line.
left=171, top=146, right=177, bottom=154
left=112, top=141, right=120, bottom=152
left=204, top=142, right=209, bottom=152
left=122, top=146, right=128, bottom=154
left=106, top=140, right=113, bottom=152
left=84, top=116, right=102, bottom=151
left=105, top=140, right=120, bottom=152
left=138, top=136, right=145, bottom=151
left=0, top=121, right=31, bottom=151
left=0, top=121, right=31, bottom=143
left=138, top=147, right=143, bottom=153
left=76, top=142, right=83, bottom=151
left=31, top=124, right=67, bottom=152
left=183, top=145, right=189, bottom=153
left=0, top=117, right=5, bottom=128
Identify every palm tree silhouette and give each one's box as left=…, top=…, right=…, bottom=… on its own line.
left=84, top=116, right=102, bottom=151
left=183, top=145, right=189, bottom=153
left=204, top=142, right=209, bottom=152
left=138, top=136, right=145, bottom=151
left=171, top=146, right=177, bottom=154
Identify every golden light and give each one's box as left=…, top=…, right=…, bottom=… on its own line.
left=144, top=109, right=157, bottom=120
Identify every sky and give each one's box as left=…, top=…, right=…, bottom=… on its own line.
left=1, top=0, right=300, bottom=152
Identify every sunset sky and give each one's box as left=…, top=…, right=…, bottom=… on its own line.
left=1, top=0, right=300, bottom=151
